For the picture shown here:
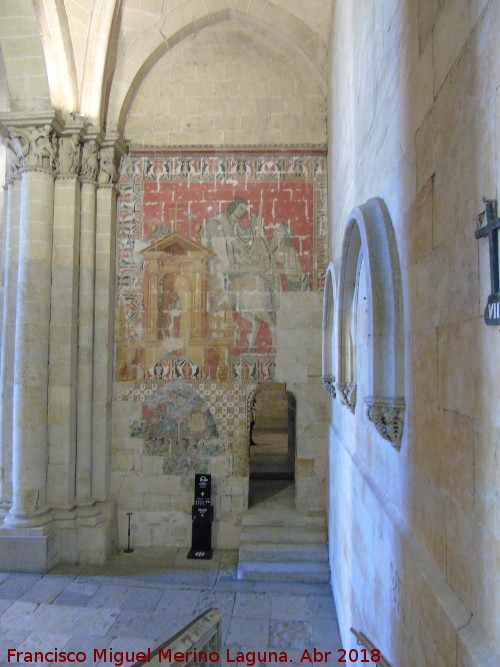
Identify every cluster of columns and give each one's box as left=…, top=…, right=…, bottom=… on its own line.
left=0, top=112, right=124, bottom=561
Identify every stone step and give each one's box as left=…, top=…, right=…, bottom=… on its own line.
left=239, top=525, right=327, bottom=544
left=236, top=560, right=330, bottom=583
left=239, top=542, right=328, bottom=562
left=242, top=510, right=326, bottom=528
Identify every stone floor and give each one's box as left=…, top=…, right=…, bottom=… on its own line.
left=0, top=474, right=342, bottom=665
left=0, top=547, right=342, bottom=666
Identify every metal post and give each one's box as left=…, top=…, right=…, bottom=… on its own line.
left=123, top=512, right=134, bottom=553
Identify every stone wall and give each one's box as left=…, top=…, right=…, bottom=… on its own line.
left=112, top=150, right=328, bottom=547
left=327, top=0, right=499, bottom=665
left=125, top=22, right=326, bottom=147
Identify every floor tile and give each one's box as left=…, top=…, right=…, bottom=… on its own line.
left=19, top=576, right=72, bottom=604
left=86, top=584, right=128, bottom=609
left=0, top=601, right=39, bottom=629
left=225, top=616, right=270, bottom=648
left=105, top=609, right=150, bottom=639
left=0, top=600, right=13, bottom=616
left=271, top=594, right=310, bottom=621
left=30, top=602, right=82, bottom=634
left=119, top=586, right=163, bottom=612
left=233, top=592, right=272, bottom=618
left=71, top=607, right=120, bottom=637
left=0, top=576, right=41, bottom=600
left=268, top=619, right=311, bottom=650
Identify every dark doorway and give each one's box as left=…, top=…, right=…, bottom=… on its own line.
left=249, top=384, right=295, bottom=482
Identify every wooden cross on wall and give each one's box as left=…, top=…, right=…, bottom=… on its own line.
left=475, top=199, right=500, bottom=324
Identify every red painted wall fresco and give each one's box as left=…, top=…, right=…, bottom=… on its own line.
left=116, top=151, right=327, bottom=389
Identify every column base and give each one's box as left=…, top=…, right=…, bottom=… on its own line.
left=0, top=524, right=57, bottom=573
left=0, top=501, right=117, bottom=572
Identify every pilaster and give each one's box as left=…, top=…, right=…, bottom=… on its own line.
left=93, top=135, right=127, bottom=501
left=75, top=130, right=101, bottom=506
left=47, top=121, right=85, bottom=508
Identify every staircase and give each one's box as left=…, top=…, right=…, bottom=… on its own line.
left=237, top=481, right=330, bottom=583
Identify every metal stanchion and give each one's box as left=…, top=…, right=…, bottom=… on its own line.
left=123, top=512, right=134, bottom=553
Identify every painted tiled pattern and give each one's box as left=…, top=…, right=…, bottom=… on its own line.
left=121, top=380, right=247, bottom=444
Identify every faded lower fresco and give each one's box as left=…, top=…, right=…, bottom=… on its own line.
left=130, top=381, right=218, bottom=454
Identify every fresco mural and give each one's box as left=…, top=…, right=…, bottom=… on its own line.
left=115, top=151, right=327, bottom=462
left=130, top=381, right=218, bottom=454
left=116, top=150, right=327, bottom=386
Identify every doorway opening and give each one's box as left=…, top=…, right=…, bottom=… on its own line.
left=248, top=383, right=295, bottom=507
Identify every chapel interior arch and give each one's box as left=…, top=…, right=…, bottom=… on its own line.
left=336, top=198, right=405, bottom=447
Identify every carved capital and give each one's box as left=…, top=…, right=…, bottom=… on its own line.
left=4, top=138, right=21, bottom=181
left=7, top=124, right=59, bottom=173
left=59, top=134, right=81, bottom=177
left=98, top=146, right=118, bottom=185
left=365, top=397, right=405, bottom=449
left=80, top=139, right=99, bottom=182
left=336, top=381, right=356, bottom=413
left=322, top=375, right=336, bottom=399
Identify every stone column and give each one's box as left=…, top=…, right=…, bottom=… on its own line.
left=93, top=137, right=126, bottom=501
left=47, top=128, right=83, bottom=508
left=75, top=135, right=100, bottom=505
left=0, top=152, right=22, bottom=512
left=4, top=122, right=59, bottom=526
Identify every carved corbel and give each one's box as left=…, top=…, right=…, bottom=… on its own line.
left=322, top=375, right=336, bottom=399
left=365, top=397, right=405, bottom=449
left=336, top=381, right=356, bottom=413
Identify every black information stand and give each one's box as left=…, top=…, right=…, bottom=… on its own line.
left=187, top=473, right=213, bottom=559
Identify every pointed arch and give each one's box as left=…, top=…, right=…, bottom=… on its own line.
left=0, top=1, right=51, bottom=111
left=337, top=198, right=405, bottom=447
left=322, top=262, right=337, bottom=399
left=34, top=0, right=78, bottom=113
left=106, top=5, right=327, bottom=133
left=80, top=0, right=122, bottom=123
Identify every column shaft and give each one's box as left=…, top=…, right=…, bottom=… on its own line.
left=9, top=168, right=55, bottom=523
left=47, top=176, right=81, bottom=507
left=92, top=184, right=117, bottom=501
left=0, top=178, right=21, bottom=508
left=75, top=180, right=96, bottom=504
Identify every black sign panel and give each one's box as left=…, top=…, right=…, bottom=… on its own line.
left=188, top=473, right=213, bottom=560
left=192, top=505, right=213, bottom=521
left=194, top=474, right=211, bottom=504
left=484, top=293, right=500, bottom=325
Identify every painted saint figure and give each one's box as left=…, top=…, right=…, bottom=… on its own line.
left=158, top=274, right=181, bottom=340
left=201, top=197, right=278, bottom=351
left=271, top=223, right=310, bottom=291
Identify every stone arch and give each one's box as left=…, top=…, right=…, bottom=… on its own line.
left=34, top=0, right=78, bottom=113
left=106, top=5, right=327, bottom=133
left=337, top=197, right=405, bottom=448
left=0, top=2, right=51, bottom=111
left=80, top=0, right=122, bottom=124
left=322, top=262, right=337, bottom=399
